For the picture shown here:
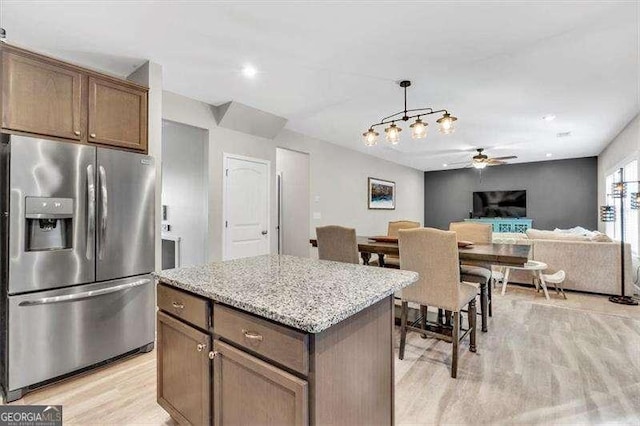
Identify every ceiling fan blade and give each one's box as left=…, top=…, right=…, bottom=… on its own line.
left=489, top=156, right=517, bottom=161
left=448, top=160, right=472, bottom=165
left=487, top=160, right=506, bottom=166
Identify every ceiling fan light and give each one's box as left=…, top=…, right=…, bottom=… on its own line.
left=362, top=128, right=379, bottom=146
left=472, top=161, right=487, bottom=169
left=437, top=112, right=457, bottom=135
left=410, top=118, right=428, bottom=139
left=385, top=123, right=402, bottom=144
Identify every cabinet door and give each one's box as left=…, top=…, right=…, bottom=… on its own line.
left=157, top=312, right=211, bottom=425
left=2, top=51, right=83, bottom=140
left=88, top=76, right=147, bottom=151
left=213, top=340, right=308, bottom=426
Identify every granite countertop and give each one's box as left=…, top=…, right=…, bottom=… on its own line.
left=155, top=254, right=418, bottom=333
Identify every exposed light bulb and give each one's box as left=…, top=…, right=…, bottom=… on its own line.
left=385, top=123, right=402, bottom=144
left=410, top=118, right=428, bottom=139
left=437, top=112, right=457, bottom=135
left=362, top=128, right=379, bottom=146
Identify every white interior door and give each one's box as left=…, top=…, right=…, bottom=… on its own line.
left=224, top=155, right=270, bottom=260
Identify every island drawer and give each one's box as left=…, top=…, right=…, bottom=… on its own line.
left=157, top=284, right=210, bottom=330
left=213, top=303, right=309, bottom=375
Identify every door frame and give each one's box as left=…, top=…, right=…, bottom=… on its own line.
left=222, top=153, right=271, bottom=261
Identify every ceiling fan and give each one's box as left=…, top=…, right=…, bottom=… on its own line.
left=450, top=148, right=517, bottom=169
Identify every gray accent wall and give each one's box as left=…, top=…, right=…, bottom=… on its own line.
left=424, top=157, right=598, bottom=231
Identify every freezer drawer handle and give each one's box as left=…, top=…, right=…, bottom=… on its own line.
left=18, top=279, right=151, bottom=306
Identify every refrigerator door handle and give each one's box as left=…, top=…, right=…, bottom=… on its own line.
left=17, top=279, right=151, bottom=306
left=98, top=165, right=108, bottom=260
left=86, top=164, right=96, bottom=260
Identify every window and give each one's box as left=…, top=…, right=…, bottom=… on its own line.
left=605, top=160, right=639, bottom=256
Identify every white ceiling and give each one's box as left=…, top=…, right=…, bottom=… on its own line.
left=2, top=1, right=638, bottom=171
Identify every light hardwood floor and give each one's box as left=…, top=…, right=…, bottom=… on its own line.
left=5, top=288, right=640, bottom=425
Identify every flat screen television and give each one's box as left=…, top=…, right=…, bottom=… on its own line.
left=472, top=190, right=526, bottom=218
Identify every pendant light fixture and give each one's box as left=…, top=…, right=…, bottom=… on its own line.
left=385, top=123, right=401, bottom=144
left=436, top=112, right=457, bottom=134
left=362, top=80, right=457, bottom=146
left=362, top=128, right=379, bottom=146
left=410, top=118, right=428, bottom=139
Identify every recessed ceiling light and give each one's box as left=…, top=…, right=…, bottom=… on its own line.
left=442, top=163, right=448, bottom=167
left=556, top=131, right=572, bottom=138
left=542, top=114, right=556, bottom=121
left=241, top=65, right=258, bottom=78
left=546, top=153, right=553, bottom=157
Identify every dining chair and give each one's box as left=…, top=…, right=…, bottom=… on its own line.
left=316, top=225, right=360, bottom=264
left=449, top=222, right=493, bottom=330
left=398, top=228, right=478, bottom=378
left=382, top=220, right=421, bottom=268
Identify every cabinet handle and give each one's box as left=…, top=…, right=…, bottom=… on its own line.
left=90, top=133, right=97, bottom=138
left=242, top=329, right=263, bottom=342
left=197, top=343, right=206, bottom=352
left=209, top=351, right=219, bottom=359
left=172, top=301, right=184, bottom=309
left=74, top=130, right=81, bottom=136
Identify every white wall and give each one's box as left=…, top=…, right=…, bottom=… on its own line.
left=162, top=91, right=425, bottom=262
left=598, top=114, right=640, bottom=232
left=161, top=121, right=208, bottom=267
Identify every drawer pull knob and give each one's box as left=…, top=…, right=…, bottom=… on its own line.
left=74, top=130, right=81, bottom=136
left=90, top=133, right=97, bottom=138
left=242, top=329, right=263, bottom=342
left=209, top=351, right=219, bottom=359
left=197, top=343, right=206, bottom=352
left=172, top=301, right=184, bottom=309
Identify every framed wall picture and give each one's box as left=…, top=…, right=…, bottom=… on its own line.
left=368, top=177, right=396, bottom=210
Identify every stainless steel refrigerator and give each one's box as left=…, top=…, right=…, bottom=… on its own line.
left=0, top=135, right=155, bottom=402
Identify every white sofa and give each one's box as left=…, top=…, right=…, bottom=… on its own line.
left=493, top=229, right=633, bottom=296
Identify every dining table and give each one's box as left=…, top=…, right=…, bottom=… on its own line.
left=309, top=236, right=531, bottom=332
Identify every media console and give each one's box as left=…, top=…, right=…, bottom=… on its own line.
left=464, top=218, right=533, bottom=233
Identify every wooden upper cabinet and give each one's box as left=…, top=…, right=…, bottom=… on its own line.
left=88, top=76, right=148, bottom=151
left=2, top=51, right=84, bottom=140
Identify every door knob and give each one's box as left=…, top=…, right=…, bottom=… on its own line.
left=197, top=343, right=206, bottom=352
left=261, top=230, right=268, bottom=235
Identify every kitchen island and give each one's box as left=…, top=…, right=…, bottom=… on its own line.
left=154, top=254, right=418, bottom=426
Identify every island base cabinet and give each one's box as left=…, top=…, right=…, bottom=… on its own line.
left=212, top=340, right=308, bottom=426
left=157, top=312, right=211, bottom=425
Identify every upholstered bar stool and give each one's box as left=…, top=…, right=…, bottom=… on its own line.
left=398, top=228, right=478, bottom=378
left=449, top=222, right=493, bottom=332
left=316, top=225, right=359, bottom=264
